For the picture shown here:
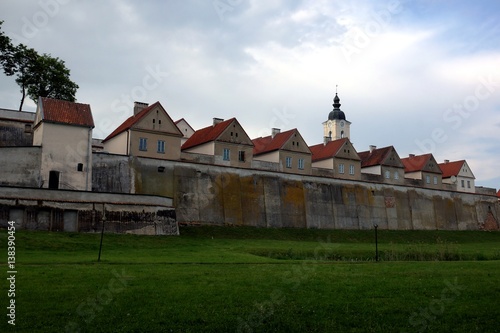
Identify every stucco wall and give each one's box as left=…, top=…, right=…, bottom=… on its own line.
left=91, top=153, right=499, bottom=231
left=0, top=147, right=41, bottom=187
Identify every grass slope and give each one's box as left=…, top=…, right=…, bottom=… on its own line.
left=1, top=226, right=499, bottom=332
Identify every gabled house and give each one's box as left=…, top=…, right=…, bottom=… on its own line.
left=175, top=118, right=195, bottom=145
left=102, top=101, right=183, bottom=160
left=439, top=160, right=476, bottom=193
left=252, top=128, right=311, bottom=174
left=33, top=97, right=95, bottom=191
left=181, top=117, right=254, bottom=168
left=401, top=153, right=442, bottom=189
left=309, top=138, right=361, bottom=180
left=358, top=145, right=405, bottom=184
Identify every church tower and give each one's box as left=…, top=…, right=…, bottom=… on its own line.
left=322, top=93, right=351, bottom=140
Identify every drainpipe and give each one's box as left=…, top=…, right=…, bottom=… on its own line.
left=86, top=127, right=92, bottom=191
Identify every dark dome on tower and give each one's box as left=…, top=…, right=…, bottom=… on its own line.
left=328, top=93, right=346, bottom=120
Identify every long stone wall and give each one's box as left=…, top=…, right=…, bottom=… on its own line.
left=0, top=147, right=41, bottom=187
left=0, top=186, right=178, bottom=235
left=92, top=153, right=499, bottom=230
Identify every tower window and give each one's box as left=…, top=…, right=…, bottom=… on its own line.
left=77, top=163, right=83, bottom=172
left=341, top=130, right=344, bottom=138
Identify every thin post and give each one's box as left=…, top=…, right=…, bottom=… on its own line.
left=374, top=224, right=379, bottom=262
left=98, top=205, right=106, bottom=262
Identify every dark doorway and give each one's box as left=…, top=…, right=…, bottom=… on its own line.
left=48, top=171, right=60, bottom=189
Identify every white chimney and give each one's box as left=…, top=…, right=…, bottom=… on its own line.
left=213, top=118, right=224, bottom=126
left=444, top=159, right=450, bottom=164
left=271, top=128, right=281, bottom=138
left=369, top=145, right=377, bottom=153
left=324, top=136, right=331, bottom=145
left=409, top=154, right=415, bottom=158
left=134, top=101, right=149, bottom=115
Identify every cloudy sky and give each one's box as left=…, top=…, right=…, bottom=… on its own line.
left=1, top=0, right=500, bottom=188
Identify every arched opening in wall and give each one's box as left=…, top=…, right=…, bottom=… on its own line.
left=49, top=171, right=60, bottom=189
left=341, top=130, right=344, bottom=138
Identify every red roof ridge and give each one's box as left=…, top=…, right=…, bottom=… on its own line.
left=181, top=118, right=236, bottom=150
left=309, top=138, right=348, bottom=162
left=39, top=97, right=94, bottom=128
left=252, top=128, right=297, bottom=155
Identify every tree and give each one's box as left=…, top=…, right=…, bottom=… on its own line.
left=0, top=21, right=79, bottom=111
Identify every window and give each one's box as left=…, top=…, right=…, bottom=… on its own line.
left=467, top=180, right=471, bottom=188
left=139, top=138, right=147, bottom=151
left=426, top=175, right=430, bottom=184
left=433, top=176, right=438, bottom=185
left=385, top=170, right=390, bottom=179
left=223, top=148, right=230, bottom=161
left=461, top=180, right=465, bottom=188
left=298, top=158, right=305, bottom=170
left=24, top=124, right=32, bottom=133
left=394, top=172, right=399, bottom=180
left=339, top=163, right=345, bottom=174
left=157, top=140, right=165, bottom=153
left=341, top=130, right=344, bottom=138
left=349, top=164, right=355, bottom=175
left=77, top=163, right=83, bottom=172
left=238, top=151, right=245, bottom=162
left=286, top=157, right=292, bottom=168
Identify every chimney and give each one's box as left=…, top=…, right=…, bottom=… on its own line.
left=369, top=145, right=377, bottom=153
left=213, top=118, right=224, bottom=126
left=323, top=136, right=331, bottom=145
left=409, top=154, right=415, bottom=158
left=133, top=101, right=149, bottom=115
left=444, top=159, right=450, bottom=164
left=271, top=128, right=281, bottom=138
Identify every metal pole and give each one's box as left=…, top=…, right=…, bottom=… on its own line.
left=374, top=224, right=379, bottom=262
left=98, top=205, right=106, bottom=262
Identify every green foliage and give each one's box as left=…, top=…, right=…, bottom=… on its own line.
left=0, top=20, right=78, bottom=110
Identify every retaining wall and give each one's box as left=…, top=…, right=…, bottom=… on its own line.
left=91, top=153, right=499, bottom=230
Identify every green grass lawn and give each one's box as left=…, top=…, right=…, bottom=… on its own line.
left=1, top=226, right=499, bottom=332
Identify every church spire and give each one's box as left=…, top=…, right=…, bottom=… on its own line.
left=333, top=93, right=341, bottom=110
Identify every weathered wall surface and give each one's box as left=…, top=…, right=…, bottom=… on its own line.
left=0, top=147, right=41, bottom=187
left=91, top=153, right=499, bottom=230
left=0, top=186, right=178, bottom=235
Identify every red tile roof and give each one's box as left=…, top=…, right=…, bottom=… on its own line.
left=438, top=160, right=465, bottom=178
left=102, top=101, right=181, bottom=142
left=181, top=118, right=235, bottom=150
left=358, top=146, right=394, bottom=167
left=252, top=129, right=296, bottom=155
left=309, top=138, right=348, bottom=162
left=497, top=190, right=500, bottom=198
left=401, top=153, right=437, bottom=173
left=40, top=97, right=94, bottom=128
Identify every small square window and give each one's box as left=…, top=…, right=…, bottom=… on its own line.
left=157, top=140, right=165, bottom=153
left=223, top=148, right=230, bottom=161
left=139, top=138, right=148, bottom=151
left=25, top=124, right=32, bottom=133
left=339, top=163, right=345, bottom=174
left=298, top=158, right=304, bottom=170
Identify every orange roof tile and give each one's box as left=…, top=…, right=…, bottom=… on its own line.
left=309, top=138, right=348, bottom=162
left=401, top=153, right=436, bottom=173
left=438, top=160, right=465, bottom=178
left=102, top=101, right=182, bottom=142
left=252, top=129, right=296, bottom=155
left=358, top=146, right=394, bottom=167
left=40, top=97, right=94, bottom=128
left=181, top=118, right=235, bottom=150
